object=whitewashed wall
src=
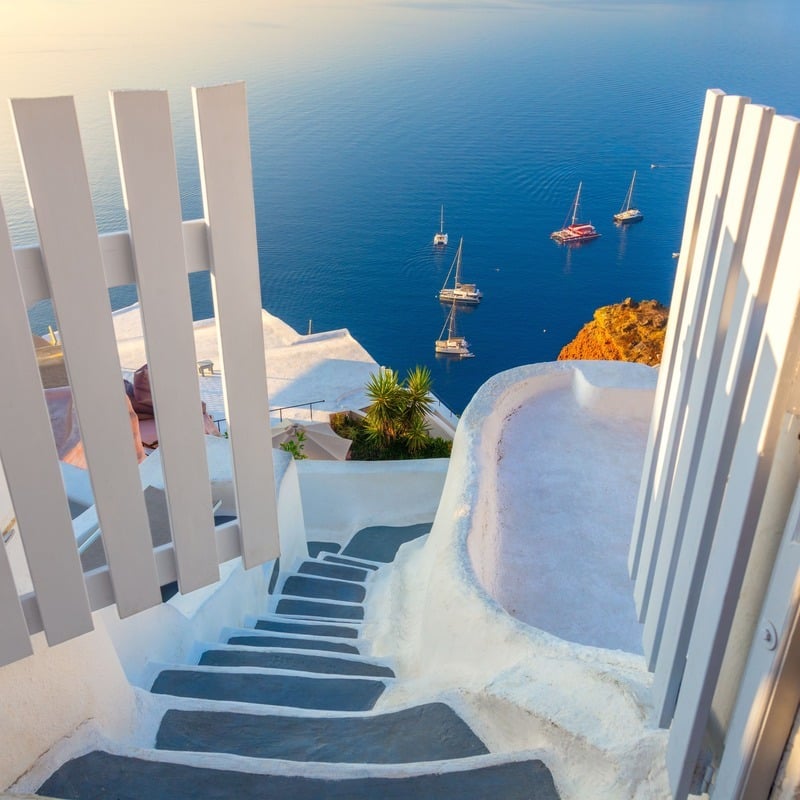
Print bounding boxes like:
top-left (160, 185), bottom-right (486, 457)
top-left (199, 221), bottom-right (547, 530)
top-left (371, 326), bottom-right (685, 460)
top-left (630, 89), bottom-right (800, 798)
top-left (0, 83), bottom-right (280, 668)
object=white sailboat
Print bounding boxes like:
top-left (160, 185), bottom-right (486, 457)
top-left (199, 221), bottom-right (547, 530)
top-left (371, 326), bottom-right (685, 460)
top-left (613, 171), bottom-right (644, 224)
top-left (435, 297), bottom-right (473, 357)
top-left (438, 237), bottom-right (482, 305)
top-left (433, 205), bottom-right (448, 245)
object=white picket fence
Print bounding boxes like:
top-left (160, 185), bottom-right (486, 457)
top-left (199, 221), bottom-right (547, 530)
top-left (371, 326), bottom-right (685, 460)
top-left (631, 89), bottom-right (800, 797)
top-left (0, 84), bottom-right (279, 668)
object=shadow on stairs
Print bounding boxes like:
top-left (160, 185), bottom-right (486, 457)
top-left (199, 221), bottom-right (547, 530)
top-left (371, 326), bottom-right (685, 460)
top-left (36, 523), bottom-right (561, 800)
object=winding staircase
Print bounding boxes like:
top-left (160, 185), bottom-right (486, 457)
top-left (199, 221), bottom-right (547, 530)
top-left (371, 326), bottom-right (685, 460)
top-left (37, 525), bottom-right (559, 799)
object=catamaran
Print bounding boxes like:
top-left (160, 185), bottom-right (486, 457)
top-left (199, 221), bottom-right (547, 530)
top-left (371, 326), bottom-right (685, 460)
top-left (435, 297), bottom-right (474, 357)
top-left (613, 171), bottom-right (644, 224)
top-left (438, 237), bottom-right (482, 305)
top-left (433, 205), bottom-right (448, 245)
top-left (550, 182), bottom-right (600, 244)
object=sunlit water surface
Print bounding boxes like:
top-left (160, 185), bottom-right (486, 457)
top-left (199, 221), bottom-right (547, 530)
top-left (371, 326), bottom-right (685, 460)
top-left (1, 0), bottom-right (798, 411)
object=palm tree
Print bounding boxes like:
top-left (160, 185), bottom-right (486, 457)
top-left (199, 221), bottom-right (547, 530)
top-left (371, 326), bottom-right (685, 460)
top-left (403, 366), bottom-right (434, 434)
top-left (364, 367), bottom-right (405, 447)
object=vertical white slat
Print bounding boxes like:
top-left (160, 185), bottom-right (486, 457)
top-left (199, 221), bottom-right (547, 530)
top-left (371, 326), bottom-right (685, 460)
top-left (653, 106), bottom-right (794, 724)
top-left (642, 103), bottom-right (774, 669)
top-left (0, 195), bottom-right (92, 652)
top-left (192, 82), bottom-right (279, 568)
top-left (111, 89), bottom-right (219, 593)
top-left (715, 471), bottom-right (800, 798)
top-left (11, 96), bottom-right (161, 616)
top-left (0, 542), bottom-right (32, 667)
top-left (666, 114), bottom-right (800, 799)
top-left (629, 89), bottom-right (726, 582)
top-left (633, 94), bottom-right (748, 631)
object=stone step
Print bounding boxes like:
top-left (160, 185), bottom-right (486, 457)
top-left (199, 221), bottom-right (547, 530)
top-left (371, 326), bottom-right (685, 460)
top-left (198, 648), bottom-right (394, 678)
top-left (281, 574), bottom-right (366, 604)
top-left (38, 751), bottom-right (560, 800)
top-left (340, 523), bottom-right (432, 563)
top-left (155, 702), bottom-right (486, 763)
top-left (298, 560), bottom-right (369, 583)
top-left (307, 541), bottom-right (341, 558)
top-left (321, 554), bottom-right (381, 570)
top-left (274, 597), bottom-right (365, 621)
top-left (223, 631), bottom-right (360, 655)
top-left (150, 668), bottom-right (386, 711)
top-left (252, 617), bottom-right (360, 639)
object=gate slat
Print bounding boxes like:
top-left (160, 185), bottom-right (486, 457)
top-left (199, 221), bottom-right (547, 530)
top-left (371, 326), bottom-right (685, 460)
top-left (633, 94), bottom-right (747, 633)
top-left (192, 82), bottom-right (279, 567)
top-left (11, 96), bottom-right (161, 617)
top-left (642, 102), bottom-right (774, 671)
top-left (111, 89), bottom-right (219, 593)
top-left (0, 197), bottom-right (92, 650)
top-left (665, 114), bottom-right (800, 798)
top-left (629, 90), bottom-right (725, 583)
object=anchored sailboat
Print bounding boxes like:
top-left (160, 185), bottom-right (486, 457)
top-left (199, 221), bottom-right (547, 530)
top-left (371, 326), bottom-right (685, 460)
top-left (613, 171), bottom-right (644, 224)
top-left (550, 182), bottom-right (600, 244)
top-left (433, 205), bottom-right (448, 245)
top-left (438, 237), bottom-right (482, 305)
top-left (435, 297), bottom-right (474, 357)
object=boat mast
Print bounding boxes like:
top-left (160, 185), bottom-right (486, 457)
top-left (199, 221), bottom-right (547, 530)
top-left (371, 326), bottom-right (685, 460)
top-left (624, 171), bottom-right (636, 211)
top-left (454, 238), bottom-right (463, 286)
top-left (448, 298), bottom-right (457, 339)
top-left (572, 182), bottom-right (582, 226)
top-left (440, 205), bottom-right (445, 234)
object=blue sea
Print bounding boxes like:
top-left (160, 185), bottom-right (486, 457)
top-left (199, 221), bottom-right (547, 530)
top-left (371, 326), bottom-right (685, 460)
top-left (1, 0), bottom-right (798, 413)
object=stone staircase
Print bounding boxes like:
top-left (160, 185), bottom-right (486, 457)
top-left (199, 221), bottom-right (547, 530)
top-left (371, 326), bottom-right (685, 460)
top-left (37, 526), bottom-right (560, 799)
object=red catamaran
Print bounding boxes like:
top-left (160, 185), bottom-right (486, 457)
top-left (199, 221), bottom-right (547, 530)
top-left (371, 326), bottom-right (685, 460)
top-left (550, 182), bottom-right (600, 244)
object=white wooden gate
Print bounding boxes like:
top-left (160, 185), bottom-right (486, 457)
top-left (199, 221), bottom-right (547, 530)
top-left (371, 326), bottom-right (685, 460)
top-left (0, 83), bottom-right (279, 668)
top-left (630, 89), bottom-right (800, 797)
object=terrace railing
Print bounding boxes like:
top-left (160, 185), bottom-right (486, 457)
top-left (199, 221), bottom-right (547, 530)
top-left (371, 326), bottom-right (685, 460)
top-left (0, 84), bottom-right (279, 668)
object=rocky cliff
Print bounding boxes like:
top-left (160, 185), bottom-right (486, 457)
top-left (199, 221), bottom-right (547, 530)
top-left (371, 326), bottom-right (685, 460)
top-left (558, 298), bottom-right (668, 366)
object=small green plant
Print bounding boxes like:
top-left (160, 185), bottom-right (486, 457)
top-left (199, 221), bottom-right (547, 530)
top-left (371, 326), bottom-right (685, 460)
top-left (279, 428), bottom-right (308, 459)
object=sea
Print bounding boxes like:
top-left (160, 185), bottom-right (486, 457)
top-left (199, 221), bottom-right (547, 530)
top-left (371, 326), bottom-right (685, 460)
top-left (1, 0), bottom-right (798, 413)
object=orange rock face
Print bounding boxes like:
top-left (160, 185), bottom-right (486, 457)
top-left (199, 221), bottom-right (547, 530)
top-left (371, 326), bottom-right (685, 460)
top-left (558, 298), bottom-right (668, 367)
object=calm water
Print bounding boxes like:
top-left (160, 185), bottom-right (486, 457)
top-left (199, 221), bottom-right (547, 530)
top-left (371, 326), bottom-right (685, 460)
top-left (1, 0), bottom-right (799, 412)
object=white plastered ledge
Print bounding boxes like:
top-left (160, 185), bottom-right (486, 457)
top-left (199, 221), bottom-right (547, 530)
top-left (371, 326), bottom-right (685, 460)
top-left (366, 360), bottom-right (671, 800)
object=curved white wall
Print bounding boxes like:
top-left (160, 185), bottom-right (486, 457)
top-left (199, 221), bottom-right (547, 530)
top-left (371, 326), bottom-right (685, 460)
top-left (297, 458), bottom-right (448, 546)
top-left (368, 361), bottom-right (669, 800)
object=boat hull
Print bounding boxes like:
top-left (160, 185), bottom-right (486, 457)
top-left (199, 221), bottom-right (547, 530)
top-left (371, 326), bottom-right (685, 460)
top-left (438, 289), bottom-right (482, 305)
top-left (435, 337), bottom-right (473, 357)
top-left (613, 209), bottom-right (644, 224)
top-left (550, 224), bottom-right (601, 244)
top-left (433, 233), bottom-right (448, 245)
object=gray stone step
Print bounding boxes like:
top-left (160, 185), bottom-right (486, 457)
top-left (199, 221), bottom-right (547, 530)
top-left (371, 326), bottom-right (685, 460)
top-left (225, 633), bottom-right (360, 655)
top-left (38, 751), bottom-right (560, 799)
top-left (282, 575), bottom-right (366, 604)
top-left (307, 540), bottom-right (341, 558)
top-left (341, 523), bottom-right (432, 563)
top-left (275, 597), bottom-right (364, 621)
top-left (322, 554), bottom-right (381, 570)
top-left (298, 560), bottom-right (369, 583)
top-left (198, 648), bottom-right (394, 678)
top-left (155, 702), bottom-right (486, 763)
top-left (150, 669), bottom-right (386, 711)
top-left (253, 618), bottom-right (360, 639)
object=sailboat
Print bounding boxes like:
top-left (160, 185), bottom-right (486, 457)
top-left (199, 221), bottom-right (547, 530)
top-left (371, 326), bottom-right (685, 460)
top-left (550, 182), bottom-right (600, 244)
top-left (435, 297), bottom-right (474, 357)
top-left (613, 171), bottom-right (644, 224)
top-left (438, 237), bottom-right (482, 304)
top-left (433, 205), bottom-right (448, 245)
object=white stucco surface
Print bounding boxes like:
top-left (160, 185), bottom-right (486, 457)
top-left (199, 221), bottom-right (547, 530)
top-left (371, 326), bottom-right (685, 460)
top-left (366, 361), bottom-right (670, 799)
top-left (111, 302), bottom-right (380, 421)
top-left (491, 365), bottom-right (652, 652)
